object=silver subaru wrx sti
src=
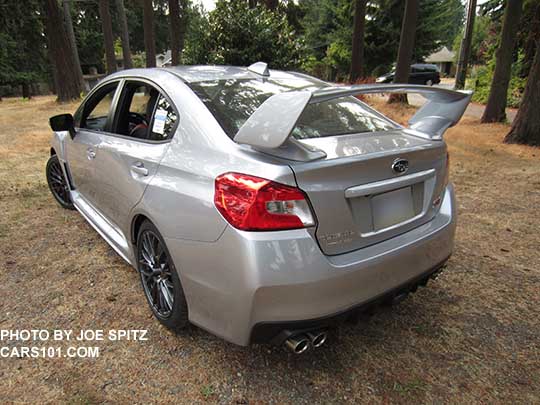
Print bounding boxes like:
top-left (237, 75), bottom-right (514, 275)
top-left (47, 63), bottom-right (471, 353)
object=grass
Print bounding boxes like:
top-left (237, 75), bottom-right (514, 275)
top-left (0, 95), bottom-right (539, 404)
top-left (200, 384), bottom-right (216, 399)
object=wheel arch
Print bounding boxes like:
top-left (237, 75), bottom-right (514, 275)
top-left (131, 213), bottom-right (150, 245)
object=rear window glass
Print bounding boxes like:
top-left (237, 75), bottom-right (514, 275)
top-left (188, 78), bottom-right (396, 140)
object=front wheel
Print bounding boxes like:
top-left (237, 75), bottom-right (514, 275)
top-left (137, 220), bottom-right (189, 332)
top-left (46, 155), bottom-right (74, 210)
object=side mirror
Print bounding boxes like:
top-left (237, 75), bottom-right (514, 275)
top-left (49, 113), bottom-right (76, 139)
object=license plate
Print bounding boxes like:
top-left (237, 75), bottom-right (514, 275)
top-left (371, 187), bottom-right (415, 230)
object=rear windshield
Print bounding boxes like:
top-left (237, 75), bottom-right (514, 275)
top-left (188, 78), bottom-right (396, 140)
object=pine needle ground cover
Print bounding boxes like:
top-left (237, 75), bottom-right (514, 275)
top-left (0, 96), bottom-right (538, 403)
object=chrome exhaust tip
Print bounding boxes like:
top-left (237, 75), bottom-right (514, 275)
top-left (285, 335), bottom-right (311, 354)
top-left (307, 331), bottom-right (327, 348)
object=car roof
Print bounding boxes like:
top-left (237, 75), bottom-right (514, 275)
top-left (163, 65), bottom-right (317, 83)
top-left (104, 65), bottom-right (315, 84)
top-left (412, 63), bottom-right (437, 68)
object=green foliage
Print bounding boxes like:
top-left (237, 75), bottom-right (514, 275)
top-left (0, 0), bottom-right (46, 89)
top-left (468, 52), bottom-right (527, 108)
top-left (182, 4), bottom-right (212, 65)
top-left (300, 55), bottom-right (329, 79)
top-left (72, 1), bottom-right (105, 72)
top-left (132, 52), bottom-right (147, 68)
top-left (195, 1), bottom-right (304, 68)
top-left (0, 33), bottom-right (18, 85)
top-left (114, 39), bottom-right (123, 57)
top-left (70, 0), bottom-right (172, 73)
top-left (458, 0), bottom-right (539, 107)
top-left (300, 0), bottom-right (465, 80)
top-left (452, 15), bottom-right (496, 66)
top-left (121, 0), bottom-right (171, 54)
top-left (324, 41), bottom-right (352, 81)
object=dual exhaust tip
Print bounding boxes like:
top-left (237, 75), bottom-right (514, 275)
top-left (285, 331), bottom-right (327, 354)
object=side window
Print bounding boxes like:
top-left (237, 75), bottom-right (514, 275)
top-left (113, 81), bottom-right (178, 141)
top-left (148, 95), bottom-right (178, 141)
top-left (115, 83), bottom-right (156, 138)
top-left (80, 83), bottom-right (118, 131)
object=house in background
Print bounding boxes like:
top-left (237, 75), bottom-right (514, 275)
top-left (425, 46), bottom-right (456, 77)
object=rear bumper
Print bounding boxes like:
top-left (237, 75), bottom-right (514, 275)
top-left (165, 184), bottom-right (457, 346)
top-left (250, 256), bottom-right (449, 344)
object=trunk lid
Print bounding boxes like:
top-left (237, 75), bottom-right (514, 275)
top-left (290, 129), bottom-right (448, 255)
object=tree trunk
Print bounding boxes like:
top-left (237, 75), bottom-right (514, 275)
top-left (349, 0), bottom-right (367, 83)
top-left (115, 0), bottom-right (133, 69)
top-left (481, 0), bottom-right (523, 123)
top-left (22, 83), bottom-right (31, 99)
top-left (504, 39), bottom-right (540, 146)
top-left (178, 0), bottom-right (187, 60)
top-left (248, 0), bottom-right (257, 8)
top-left (62, 0), bottom-right (86, 91)
top-left (31, 83), bottom-right (40, 96)
top-left (43, 0), bottom-right (84, 102)
top-left (143, 0), bottom-right (157, 68)
top-left (99, 0), bottom-right (117, 74)
top-left (168, 0), bottom-right (181, 65)
top-left (45, 27), bottom-right (59, 95)
top-left (455, 0), bottom-right (477, 89)
top-left (520, 2), bottom-right (540, 77)
top-left (264, 0), bottom-right (278, 10)
top-left (388, 0), bottom-right (419, 104)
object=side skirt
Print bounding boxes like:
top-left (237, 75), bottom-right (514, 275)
top-left (71, 191), bottom-right (135, 267)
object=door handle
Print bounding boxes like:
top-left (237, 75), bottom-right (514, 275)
top-left (87, 148), bottom-right (96, 160)
top-left (131, 162), bottom-right (149, 176)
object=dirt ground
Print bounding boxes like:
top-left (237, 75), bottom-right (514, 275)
top-left (0, 96), bottom-right (539, 404)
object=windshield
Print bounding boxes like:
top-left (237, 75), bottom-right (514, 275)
top-left (188, 78), bottom-right (396, 140)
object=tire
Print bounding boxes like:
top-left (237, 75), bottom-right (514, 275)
top-left (136, 220), bottom-right (189, 332)
top-left (46, 155), bottom-right (75, 210)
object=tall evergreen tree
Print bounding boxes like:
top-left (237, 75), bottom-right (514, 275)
top-left (389, 0), bottom-right (419, 103)
top-left (99, 0), bottom-right (117, 74)
top-left (168, 0), bottom-right (187, 65)
top-left (504, 38), bottom-right (540, 146)
top-left (455, 0), bottom-right (477, 89)
top-left (301, 0), bottom-right (464, 79)
top-left (116, 0), bottom-right (133, 69)
top-left (481, 0), bottom-right (523, 122)
top-left (43, 0), bottom-right (84, 101)
top-left (143, 0), bottom-right (157, 67)
top-left (349, 0), bottom-right (367, 82)
top-left (62, 0), bottom-right (85, 90)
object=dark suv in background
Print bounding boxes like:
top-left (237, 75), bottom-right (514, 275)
top-left (376, 64), bottom-right (441, 85)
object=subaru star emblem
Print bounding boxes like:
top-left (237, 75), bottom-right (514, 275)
top-left (392, 158), bottom-right (409, 174)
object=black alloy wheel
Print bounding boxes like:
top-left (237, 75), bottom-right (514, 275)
top-left (46, 155), bottom-right (74, 210)
top-left (137, 220), bottom-right (189, 330)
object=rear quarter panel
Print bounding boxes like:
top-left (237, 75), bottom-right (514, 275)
top-left (133, 72), bottom-right (298, 243)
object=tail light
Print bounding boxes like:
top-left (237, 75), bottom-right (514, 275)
top-left (214, 172), bottom-right (315, 231)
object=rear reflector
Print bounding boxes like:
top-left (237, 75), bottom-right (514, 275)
top-left (444, 151), bottom-right (450, 186)
top-left (214, 172), bottom-right (315, 231)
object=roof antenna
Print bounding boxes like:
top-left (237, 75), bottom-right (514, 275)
top-left (247, 62), bottom-right (270, 77)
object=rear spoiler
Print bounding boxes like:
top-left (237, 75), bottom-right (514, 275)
top-left (234, 84), bottom-right (472, 149)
